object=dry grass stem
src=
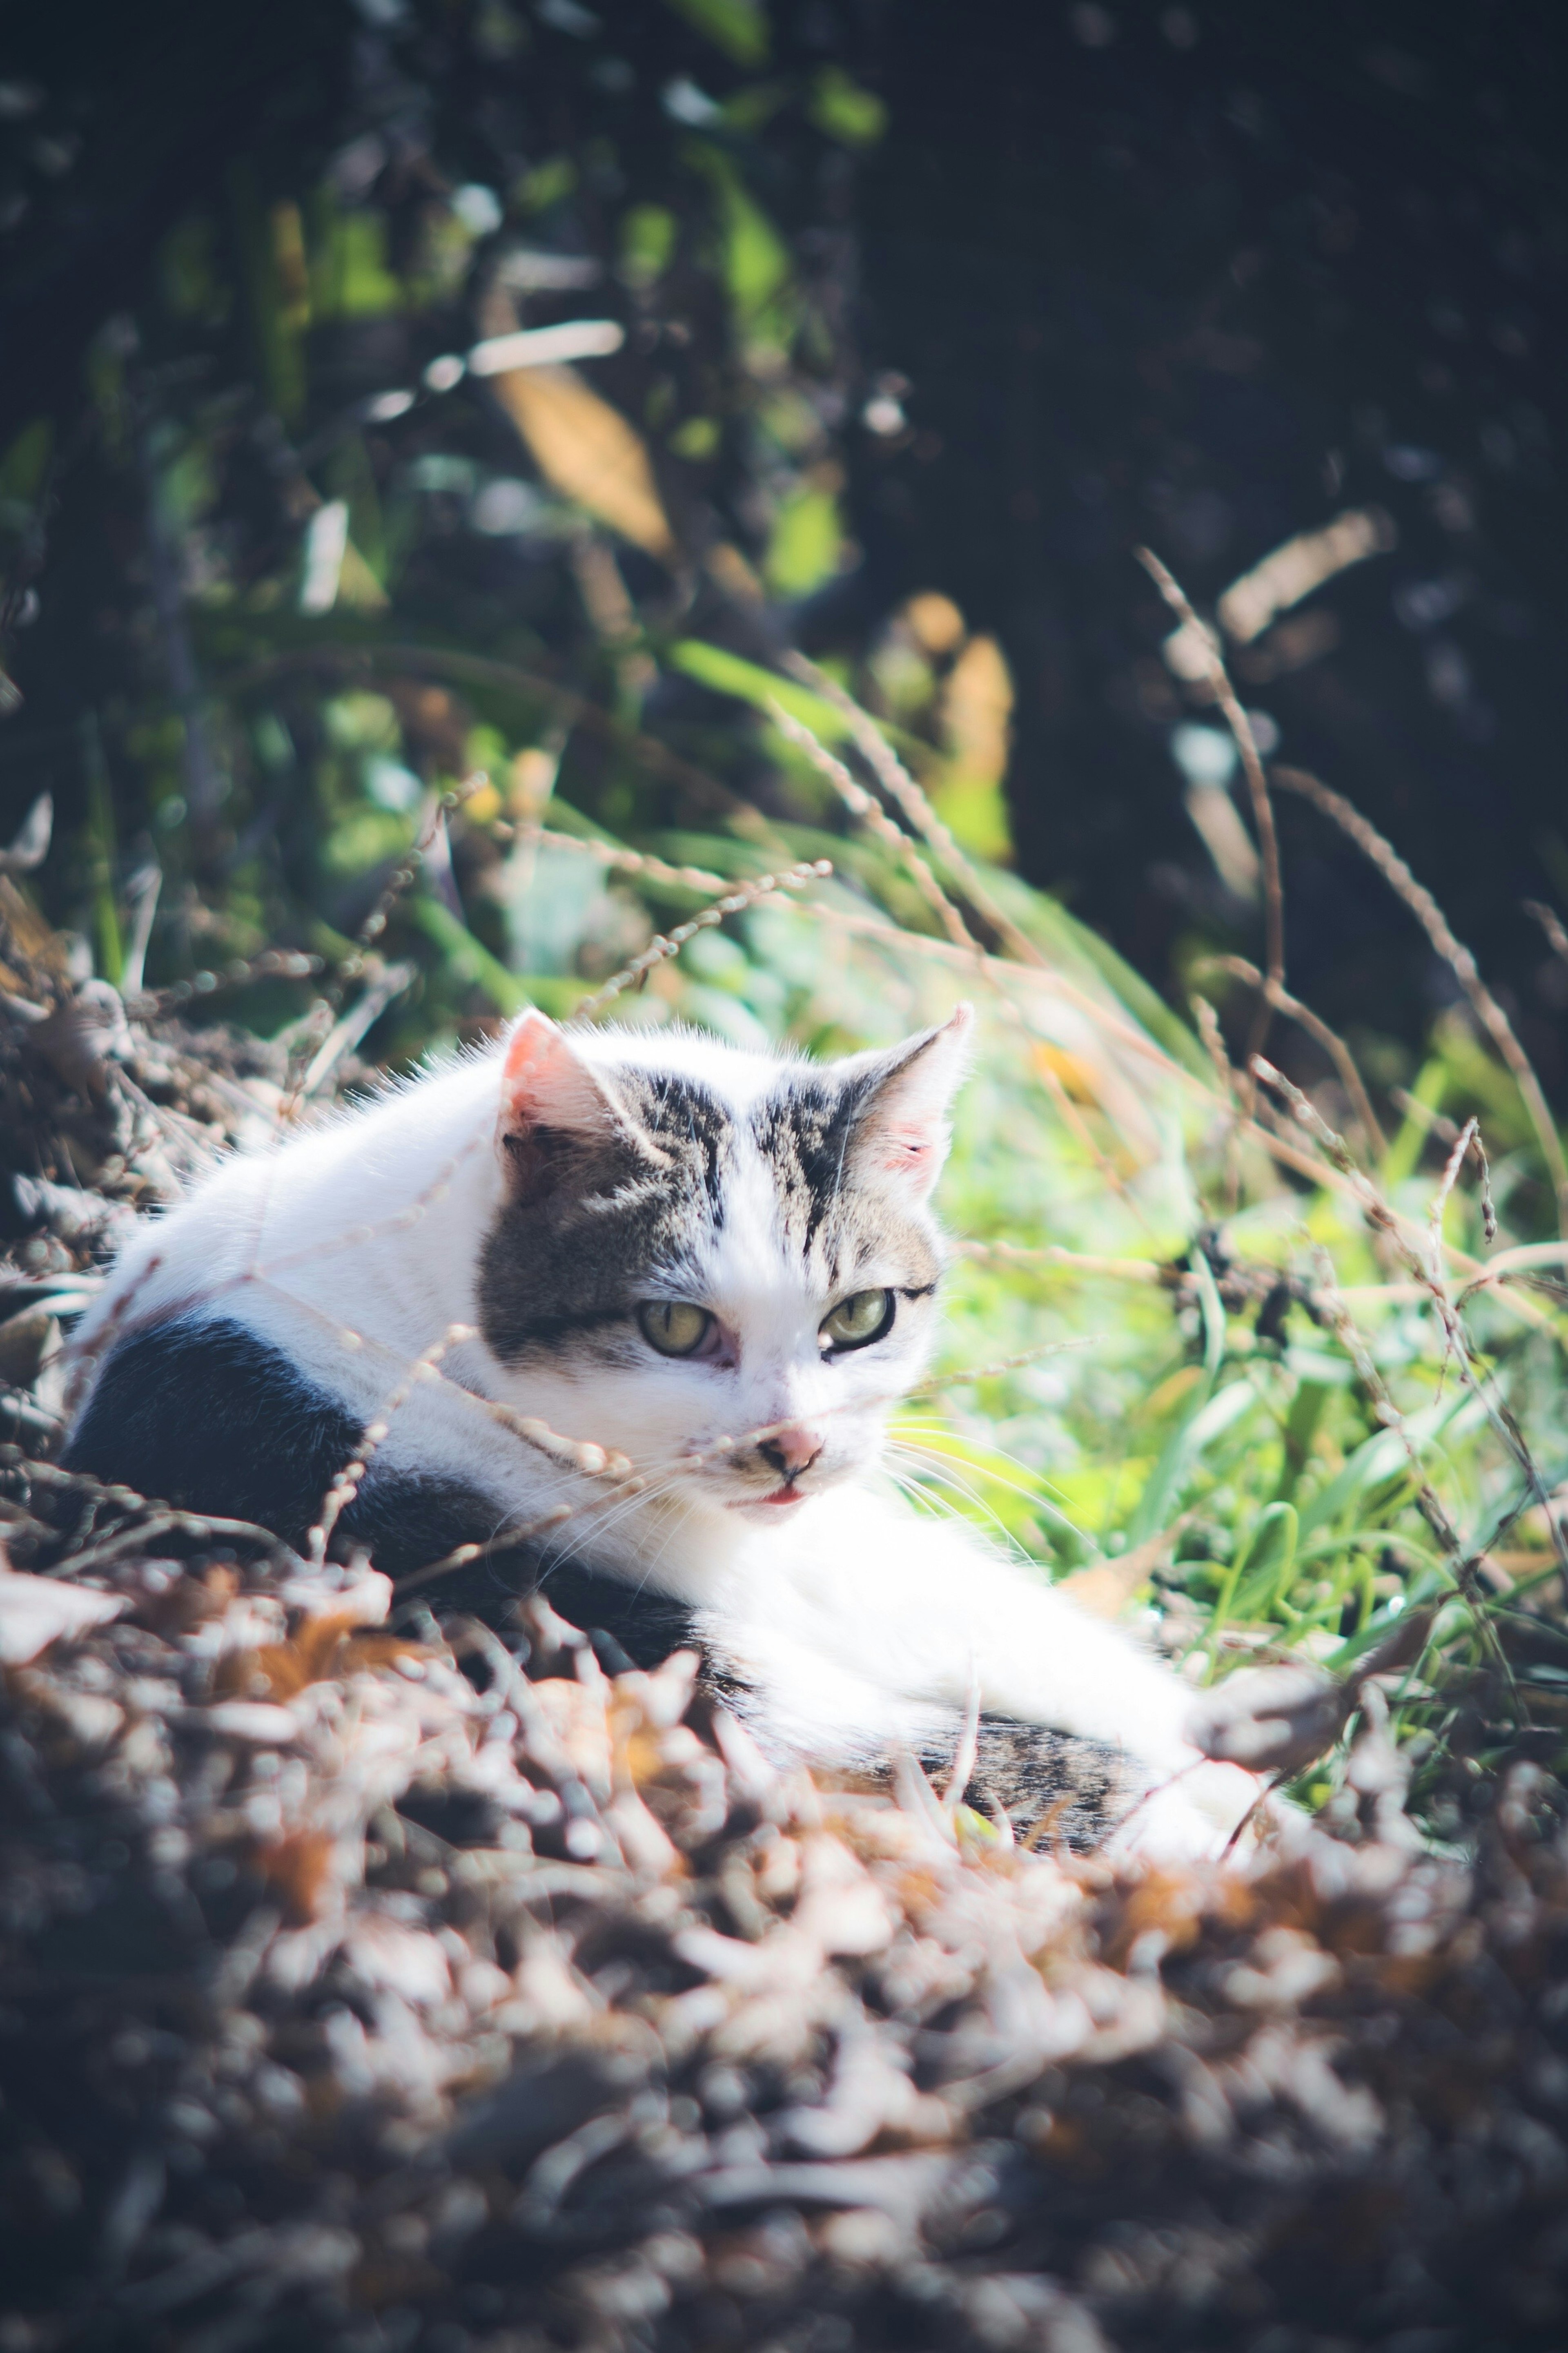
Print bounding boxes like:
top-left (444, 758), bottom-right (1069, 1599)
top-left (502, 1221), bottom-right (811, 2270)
top-left (782, 648), bottom-right (1051, 970)
top-left (952, 1240), bottom-right (1166, 1282)
top-left (535, 828), bottom-right (728, 894)
top-left (1525, 899), bottom-right (1568, 967)
top-left (1200, 954), bottom-right (1385, 1153)
top-left (1254, 1055), bottom-right (1568, 1592)
top-left (1275, 764), bottom-right (1568, 1232)
top-left (574, 858), bottom-right (833, 1018)
top-left (1136, 547), bottom-right (1285, 1076)
top-left (766, 699), bottom-right (977, 950)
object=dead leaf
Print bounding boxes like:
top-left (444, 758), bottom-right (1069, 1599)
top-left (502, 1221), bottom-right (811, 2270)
top-left (216, 1610), bottom-right (416, 1701)
top-left (490, 364), bottom-right (676, 563)
top-left (1060, 1519), bottom-right (1190, 1620)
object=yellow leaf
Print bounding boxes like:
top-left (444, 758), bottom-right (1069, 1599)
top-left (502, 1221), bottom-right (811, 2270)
top-left (1031, 1040), bottom-right (1101, 1106)
top-left (933, 631), bottom-right (1014, 861)
top-left (489, 364), bottom-right (676, 563)
top-left (941, 633), bottom-right (1013, 785)
top-left (336, 537), bottom-right (389, 611)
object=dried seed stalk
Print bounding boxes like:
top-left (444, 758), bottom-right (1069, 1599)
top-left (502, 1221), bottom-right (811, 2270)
top-left (1276, 764), bottom-right (1568, 1233)
top-left (574, 859), bottom-right (833, 1019)
top-left (1137, 546), bottom-right (1285, 1077)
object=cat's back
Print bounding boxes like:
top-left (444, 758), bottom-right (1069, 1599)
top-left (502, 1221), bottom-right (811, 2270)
top-left (78, 1046), bottom-right (506, 1343)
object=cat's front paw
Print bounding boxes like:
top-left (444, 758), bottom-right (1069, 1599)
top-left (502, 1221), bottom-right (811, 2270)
top-left (1105, 1758), bottom-right (1270, 1867)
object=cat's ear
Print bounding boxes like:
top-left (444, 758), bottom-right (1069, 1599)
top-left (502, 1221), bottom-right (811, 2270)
top-left (840, 1002), bottom-right (973, 1200)
top-left (496, 1011), bottom-right (627, 1179)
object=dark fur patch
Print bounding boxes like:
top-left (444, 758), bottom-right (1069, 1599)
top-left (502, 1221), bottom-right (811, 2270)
top-left (480, 1072), bottom-right (735, 1363)
top-left (921, 1715), bottom-right (1140, 1853)
top-left (64, 1322), bottom-right (706, 1673)
top-left (64, 1318), bottom-right (368, 1553)
top-left (532, 1561), bottom-right (699, 1671)
top-left (751, 1075), bottom-right (940, 1294)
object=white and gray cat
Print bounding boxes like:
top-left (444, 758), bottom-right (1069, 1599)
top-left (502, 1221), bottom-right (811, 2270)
top-left (65, 1005), bottom-right (1261, 1859)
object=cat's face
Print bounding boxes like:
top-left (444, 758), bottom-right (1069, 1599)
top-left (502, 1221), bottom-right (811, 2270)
top-left (479, 1007), bottom-right (971, 1522)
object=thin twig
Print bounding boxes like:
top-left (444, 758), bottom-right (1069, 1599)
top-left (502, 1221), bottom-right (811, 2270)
top-left (1524, 900), bottom-right (1568, 968)
top-left (1429, 1119), bottom-right (1479, 1282)
top-left (307, 1320), bottom-right (479, 1562)
top-left (1276, 764), bottom-right (1568, 1233)
top-left (392, 1504), bottom-right (574, 1597)
top-left (1200, 954), bottom-right (1385, 1153)
top-left (299, 961), bottom-right (416, 1100)
top-left (781, 650), bottom-right (1050, 969)
top-left (534, 829), bottom-right (728, 894)
top-left (766, 700), bottom-right (976, 950)
top-left (1136, 547), bottom-right (1285, 1078)
top-left (952, 1241), bottom-right (1165, 1282)
top-left (943, 1666), bottom-right (982, 1813)
top-left (573, 859), bottom-right (832, 1019)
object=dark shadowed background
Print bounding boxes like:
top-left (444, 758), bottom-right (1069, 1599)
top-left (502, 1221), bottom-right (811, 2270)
top-left (2, 0), bottom-right (1564, 1097)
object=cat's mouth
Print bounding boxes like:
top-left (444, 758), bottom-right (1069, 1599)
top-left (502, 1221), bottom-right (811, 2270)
top-left (726, 1483), bottom-right (809, 1511)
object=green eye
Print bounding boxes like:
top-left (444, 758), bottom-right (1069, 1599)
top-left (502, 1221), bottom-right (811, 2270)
top-left (637, 1300), bottom-right (714, 1358)
top-left (820, 1288), bottom-right (895, 1351)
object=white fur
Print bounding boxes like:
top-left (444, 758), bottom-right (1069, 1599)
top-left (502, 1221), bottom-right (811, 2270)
top-left (71, 1017), bottom-right (1261, 1862)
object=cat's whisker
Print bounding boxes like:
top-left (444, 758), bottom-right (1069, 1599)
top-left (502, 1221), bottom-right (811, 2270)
top-left (884, 1437), bottom-right (1092, 1550)
top-left (881, 1452), bottom-right (1026, 1557)
top-left (887, 1418), bottom-right (1085, 1505)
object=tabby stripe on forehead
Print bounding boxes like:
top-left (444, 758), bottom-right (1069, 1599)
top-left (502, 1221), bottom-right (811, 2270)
top-left (752, 1077), bottom-right (856, 1251)
top-left (634, 1070), bottom-right (732, 1218)
top-left (751, 1078), bottom-right (942, 1292)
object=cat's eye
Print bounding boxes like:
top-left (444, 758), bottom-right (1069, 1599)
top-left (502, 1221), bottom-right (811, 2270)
top-left (637, 1300), bottom-right (714, 1358)
top-left (820, 1288), bottom-right (895, 1352)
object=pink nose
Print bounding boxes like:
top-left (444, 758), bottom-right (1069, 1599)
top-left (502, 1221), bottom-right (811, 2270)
top-left (759, 1424), bottom-right (824, 1482)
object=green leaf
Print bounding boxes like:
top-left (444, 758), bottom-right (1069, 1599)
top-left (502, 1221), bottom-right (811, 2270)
top-left (619, 203), bottom-right (677, 290)
top-left (1295, 1390), bottom-right (1483, 1541)
top-left (764, 482), bottom-right (842, 597)
top-left (1229, 1501), bottom-right (1300, 1620)
top-left (1128, 1378), bottom-right (1256, 1549)
top-left (684, 142), bottom-right (792, 325)
top-left (410, 896), bottom-right (529, 1014)
top-left (1381, 1054), bottom-right (1447, 1188)
top-left (0, 419), bottom-right (53, 508)
top-left (669, 640), bottom-right (853, 738)
top-left (664, 0), bottom-right (770, 68)
top-left (808, 65), bottom-right (887, 147)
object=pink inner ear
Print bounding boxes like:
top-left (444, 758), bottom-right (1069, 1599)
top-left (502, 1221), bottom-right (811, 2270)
top-left (499, 1010), bottom-right (609, 1137)
top-left (877, 1123), bottom-right (936, 1171)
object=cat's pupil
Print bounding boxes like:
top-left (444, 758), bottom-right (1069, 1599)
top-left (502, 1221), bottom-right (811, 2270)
top-left (821, 1288), bottom-right (895, 1350)
top-left (637, 1300), bottom-right (713, 1357)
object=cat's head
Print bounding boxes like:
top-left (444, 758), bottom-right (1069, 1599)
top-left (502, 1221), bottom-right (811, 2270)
top-left (479, 1006), bottom-right (972, 1520)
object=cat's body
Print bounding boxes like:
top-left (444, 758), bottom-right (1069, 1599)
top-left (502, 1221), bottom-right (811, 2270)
top-left (65, 1008), bottom-right (1261, 1860)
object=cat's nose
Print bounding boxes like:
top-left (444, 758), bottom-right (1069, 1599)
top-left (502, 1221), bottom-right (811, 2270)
top-left (759, 1425), bottom-right (824, 1482)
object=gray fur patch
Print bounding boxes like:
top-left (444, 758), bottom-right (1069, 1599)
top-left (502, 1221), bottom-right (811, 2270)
top-left (750, 1074), bottom-right (940, 1294)
top-left (928, 1716), bottom-right (1141, 1852)
top-left (480, 1069), bottom-right (736, 1363)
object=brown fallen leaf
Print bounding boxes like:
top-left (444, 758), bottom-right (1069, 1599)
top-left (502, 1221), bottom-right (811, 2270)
top-left (490, 364), bottom-right (677, 564)
top-left (1059, 1518), bottom-right (1192, 1620)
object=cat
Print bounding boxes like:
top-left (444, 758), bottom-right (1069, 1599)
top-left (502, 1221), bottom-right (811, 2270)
top-left (63, 1004), bottom-right (1262, 1860)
